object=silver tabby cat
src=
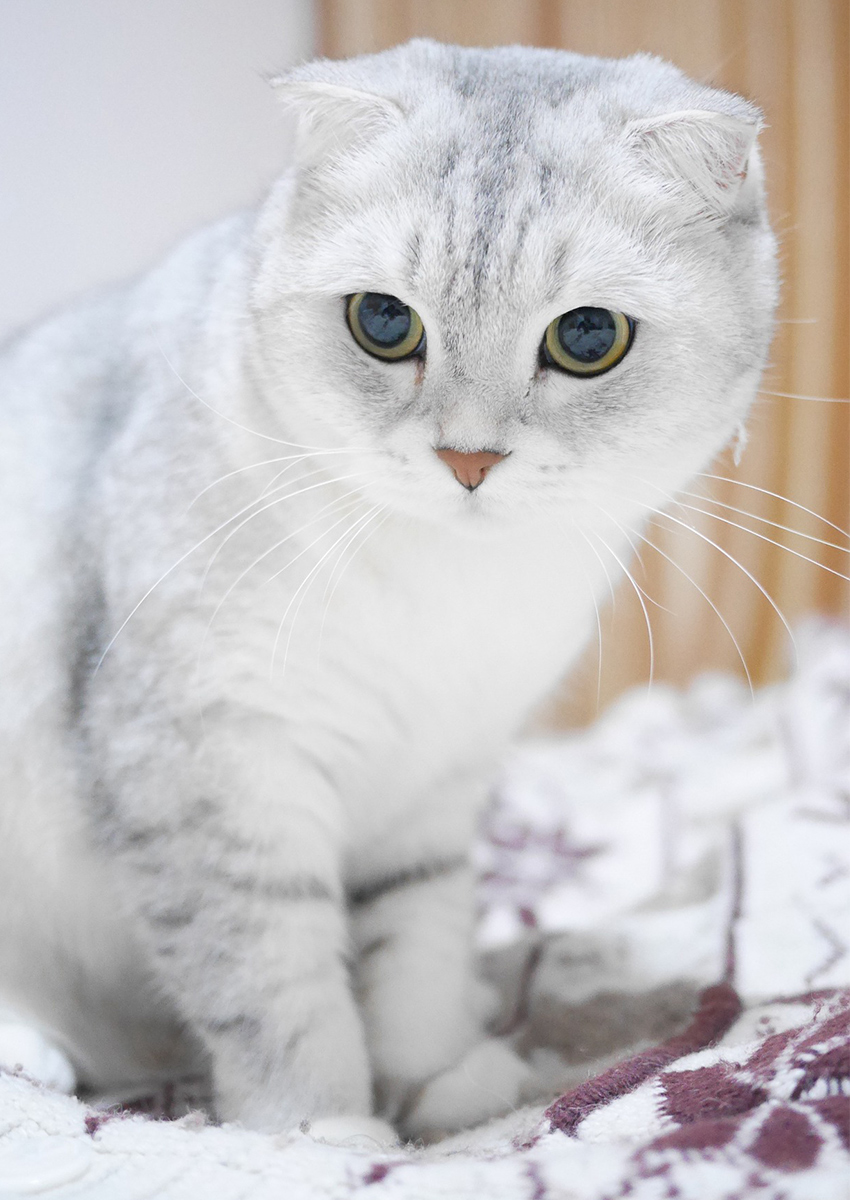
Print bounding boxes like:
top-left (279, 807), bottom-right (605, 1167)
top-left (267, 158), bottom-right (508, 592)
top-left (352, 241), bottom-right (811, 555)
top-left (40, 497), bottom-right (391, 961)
top-left (0, 40), bottom-right (777, 1141)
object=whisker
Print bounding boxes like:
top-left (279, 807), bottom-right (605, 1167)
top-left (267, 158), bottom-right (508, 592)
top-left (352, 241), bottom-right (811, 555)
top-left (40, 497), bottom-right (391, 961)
top-left (257, 457), bottom-right (313, 498)
top-left (594, 506), bottom-right (673, 614)
top-left (632, 474), bottom-right (798, 657)
top-left (186, 447), bottom-right (362, 513)
top-left (587, 527), bottom-right (655, 689)
top-left (577, 525), bottom-right (618, 612)
top-left (672, 499), bottom-right (850, 583)
top-left (95, 477), bottom-right (353, 672)
top-left (655, 508), bottom-right (797, 661)
top-left (319, 507), bottom-right (384, 612)
top-left (200, 472), bottom-right (365, 593)
top-left (758, 388), bottom-right (848, 404)
top-left (633, 520), bottom-right (754, 698)
top-left (271, 506), bottom-right (383, 683)
top-left (317, 508), bottom-right (390, 656)
top-left (677, 489), bottom-right (849, 555)
top-left (196, 495), bottom-right (366, 679)
top-left (696, 473), bottom-right (850, 541)
top-left (255, 452), bottom-right (360, 501)
top-left (571, 524), bottom-right (605, 711)
top-left (152, 328), bottom-right (373, 449)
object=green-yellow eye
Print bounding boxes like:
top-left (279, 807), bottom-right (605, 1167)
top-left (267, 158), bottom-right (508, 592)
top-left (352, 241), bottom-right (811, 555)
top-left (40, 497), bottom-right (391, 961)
top-left (346, 292), bottom-right (425, 361)
top-left (542, 307), bottom-right (634, 376)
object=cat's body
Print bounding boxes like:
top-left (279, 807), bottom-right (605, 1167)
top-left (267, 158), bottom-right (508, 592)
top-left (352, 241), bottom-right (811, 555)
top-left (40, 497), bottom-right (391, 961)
top-left (0, 41), bottom-right (777, 1138)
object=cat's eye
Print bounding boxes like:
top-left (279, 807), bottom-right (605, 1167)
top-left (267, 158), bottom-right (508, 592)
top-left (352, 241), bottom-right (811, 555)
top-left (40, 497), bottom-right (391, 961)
top-left (542, 307), bottom-right (634, 376)
top-left (346, 292), bottom-right (425, 361)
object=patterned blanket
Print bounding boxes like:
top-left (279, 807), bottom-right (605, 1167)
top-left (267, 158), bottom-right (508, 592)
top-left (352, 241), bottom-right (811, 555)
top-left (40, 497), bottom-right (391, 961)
top-left (0, 623), bottom-right (847, 1198)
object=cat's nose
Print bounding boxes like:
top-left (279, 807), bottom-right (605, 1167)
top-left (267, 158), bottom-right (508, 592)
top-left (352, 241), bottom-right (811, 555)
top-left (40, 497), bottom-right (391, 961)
top-left (435, 448), bottom-right (507, 491)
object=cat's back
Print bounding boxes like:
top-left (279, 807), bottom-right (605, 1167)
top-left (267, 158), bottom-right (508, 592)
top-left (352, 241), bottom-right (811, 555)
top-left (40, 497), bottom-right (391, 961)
top-left (0, 217), bottom-right (253, 1082)
top-left (0, 214), bottom-right (251, 693)
top-left (0, 214), bottom-right (240, 528)
top-left (0, 290), bottom-right (131, 716)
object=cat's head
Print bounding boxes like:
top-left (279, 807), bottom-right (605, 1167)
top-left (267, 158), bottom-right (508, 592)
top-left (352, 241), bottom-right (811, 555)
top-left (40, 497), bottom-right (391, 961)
top-left (252, 40), bottom-right (777, 531)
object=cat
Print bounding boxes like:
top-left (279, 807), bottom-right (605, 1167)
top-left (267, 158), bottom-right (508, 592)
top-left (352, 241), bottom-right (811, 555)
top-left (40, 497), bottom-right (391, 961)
top-left (0, 39), bottom-right (777, 1142)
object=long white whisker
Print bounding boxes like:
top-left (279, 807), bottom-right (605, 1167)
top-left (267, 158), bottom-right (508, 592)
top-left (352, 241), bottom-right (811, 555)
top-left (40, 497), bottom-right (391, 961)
top-left (319, 507), bottom-right (384, 612)
top-left (577, 525), bottom-right (618, 611)
top-left (633, 475), bottom-right (798, 657)
top-left (656, 508), bottom-right (797, 660)
top-left (152, 328), bottom-right (373, 449)
top-left (758, 388), bottom-right (848, 404)
top-left (200, 472), bottom-right (365, 592)
top-left (271, 506), bottom-right (382, 683)
top-left (697, 473), bottom-right (850, 540)
top-left (96, 477), bottom-right (349, 672)
top-left (196, 495), bottom-right (366, 680)
top-left (317, 508), bottom-right (390, 657)
top-left (572, 526), bottom-right (605, 710)
top-left (634, 519), bottom-right (754, 698)
top-left (588, 527), bottom-right (655, 689)
top-left (186, 447), bottom-right (362, 513)
top-left (678, 489), bottom-right (849, 555)
top-left (673, 499), bottom-right (850, 583)
top-left (257, 457), bottom-right (313, 498)
top-left (256, 452), bottom-right (357, 501)
top-left (594, 506), bottom-right (673, 614)
top-left (206, 495), bottom-right (363, 620)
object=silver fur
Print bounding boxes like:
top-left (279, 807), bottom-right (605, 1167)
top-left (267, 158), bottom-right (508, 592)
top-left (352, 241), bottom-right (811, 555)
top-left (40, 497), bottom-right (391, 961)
top-left (0, 40), bottom-right (777, 1139)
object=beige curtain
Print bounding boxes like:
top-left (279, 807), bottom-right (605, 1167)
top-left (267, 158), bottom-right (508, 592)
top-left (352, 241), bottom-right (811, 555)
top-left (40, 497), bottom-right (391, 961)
top-left (318, 0), bottom-right (849, 725)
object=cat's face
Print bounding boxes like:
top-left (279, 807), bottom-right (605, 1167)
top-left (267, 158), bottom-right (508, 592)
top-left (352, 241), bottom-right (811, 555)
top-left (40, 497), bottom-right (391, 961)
top-left (254, 42), bottom-right (777, 532)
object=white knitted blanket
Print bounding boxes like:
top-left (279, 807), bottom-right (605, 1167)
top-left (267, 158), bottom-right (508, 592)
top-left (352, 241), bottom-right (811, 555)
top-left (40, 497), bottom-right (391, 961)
top-left (1, 623), bottom-right (847, 1199)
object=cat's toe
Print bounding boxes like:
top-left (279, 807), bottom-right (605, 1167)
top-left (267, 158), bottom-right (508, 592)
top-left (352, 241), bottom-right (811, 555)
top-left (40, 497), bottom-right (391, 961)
top-left (0, 1022), bottom-right (76, 1093)
top-left (401, 1039), bottom-right (532, 1142)
top-left (304, 1114), bottom-right (399, 1149)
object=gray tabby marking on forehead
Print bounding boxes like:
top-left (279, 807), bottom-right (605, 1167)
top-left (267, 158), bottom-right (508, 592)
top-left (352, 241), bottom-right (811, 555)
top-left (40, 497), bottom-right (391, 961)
top-left (277, 39), bottom-right (763, 345)
top-left (277, 39), bottom-right (762, 128)
top-left (405, 232), bottom-right (423, 287)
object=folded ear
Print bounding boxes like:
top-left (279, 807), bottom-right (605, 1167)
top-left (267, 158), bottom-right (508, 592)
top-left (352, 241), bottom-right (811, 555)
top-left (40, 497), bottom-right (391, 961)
top-left (625, 109), bottom-right (760, 214)
top-left (272, 74), bottom-right (403, 170)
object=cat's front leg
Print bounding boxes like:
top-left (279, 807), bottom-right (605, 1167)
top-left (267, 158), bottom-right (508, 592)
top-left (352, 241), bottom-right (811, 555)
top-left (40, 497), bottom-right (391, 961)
top-left (351, 856), bottom-right (531, 1140)
top-left (102, 709), bottom-right (372, 1134)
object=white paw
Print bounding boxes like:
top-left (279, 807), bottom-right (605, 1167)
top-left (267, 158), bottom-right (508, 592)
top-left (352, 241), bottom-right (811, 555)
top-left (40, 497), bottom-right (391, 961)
top-left (305, 1115), bottom-right (399, 1149)
top-left (403, 1039), bottom-right (532, 1141)
top-left (0, 1022), bottom-right (76, 1093)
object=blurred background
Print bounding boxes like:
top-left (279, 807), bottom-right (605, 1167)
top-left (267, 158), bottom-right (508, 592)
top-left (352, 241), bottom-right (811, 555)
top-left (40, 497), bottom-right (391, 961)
top-left (2, 0), bottom-right (847, 725)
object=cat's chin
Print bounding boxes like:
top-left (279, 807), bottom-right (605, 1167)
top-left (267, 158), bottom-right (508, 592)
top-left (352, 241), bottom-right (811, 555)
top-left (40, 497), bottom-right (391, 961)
top-left (382, 493), bottom-right (548, 541)
top-left (359, 475), bottom-right (557, 536)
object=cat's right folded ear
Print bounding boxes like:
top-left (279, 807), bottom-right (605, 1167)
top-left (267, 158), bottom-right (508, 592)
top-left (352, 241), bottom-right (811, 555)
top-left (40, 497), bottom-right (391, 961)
top-left (270, 64), bottom-right (403, 171)
top-left (624, 108), bottom-right (764, 217)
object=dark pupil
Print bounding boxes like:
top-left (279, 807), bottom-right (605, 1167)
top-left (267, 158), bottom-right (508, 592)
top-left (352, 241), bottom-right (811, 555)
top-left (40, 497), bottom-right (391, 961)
top-left (358, 294), bottom-right (411, 347)
top-left (557, 307), bottom-right (617, 363)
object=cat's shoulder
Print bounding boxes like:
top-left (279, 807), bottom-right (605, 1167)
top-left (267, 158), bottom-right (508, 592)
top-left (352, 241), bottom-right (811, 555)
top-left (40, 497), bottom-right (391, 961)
top-left (0, 211), bottom-right (253, 382)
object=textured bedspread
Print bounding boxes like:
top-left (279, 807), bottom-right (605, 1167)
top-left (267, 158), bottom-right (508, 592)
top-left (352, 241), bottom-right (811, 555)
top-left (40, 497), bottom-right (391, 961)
top-left (1, 624), bottom-right (847, 1198)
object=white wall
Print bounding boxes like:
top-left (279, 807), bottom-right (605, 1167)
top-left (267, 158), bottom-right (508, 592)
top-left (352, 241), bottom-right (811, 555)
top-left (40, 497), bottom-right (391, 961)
top-left (0, 0), bottom-right (315, 339)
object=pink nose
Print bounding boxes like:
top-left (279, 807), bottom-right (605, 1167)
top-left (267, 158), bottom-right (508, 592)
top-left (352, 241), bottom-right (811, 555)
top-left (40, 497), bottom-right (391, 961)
top-left (435, 448), bottom-right (507, 491)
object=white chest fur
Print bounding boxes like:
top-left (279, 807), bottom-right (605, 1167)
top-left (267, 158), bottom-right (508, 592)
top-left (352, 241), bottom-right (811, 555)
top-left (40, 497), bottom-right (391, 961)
top-left (194, 507), bottom-right (607, 855)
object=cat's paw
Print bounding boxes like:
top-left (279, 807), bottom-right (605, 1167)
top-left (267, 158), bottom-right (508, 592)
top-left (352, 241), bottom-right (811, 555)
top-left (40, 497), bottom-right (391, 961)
top-left (303, 1115), bottom-right (399, 1149)
top-left (0, 1022), bottom-right (76, 1093)
top-left (400, 1039), bottom-right (532, 1142)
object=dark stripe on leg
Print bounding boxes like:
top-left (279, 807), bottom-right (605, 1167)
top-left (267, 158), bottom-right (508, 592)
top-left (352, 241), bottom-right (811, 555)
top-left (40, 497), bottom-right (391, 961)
top-left (349, 856), bottom-right (467, 907)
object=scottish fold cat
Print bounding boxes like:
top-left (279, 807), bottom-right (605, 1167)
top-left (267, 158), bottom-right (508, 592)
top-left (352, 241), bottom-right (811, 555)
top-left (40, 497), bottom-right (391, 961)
top-left (0, 40), bottom-right (777, 1141)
